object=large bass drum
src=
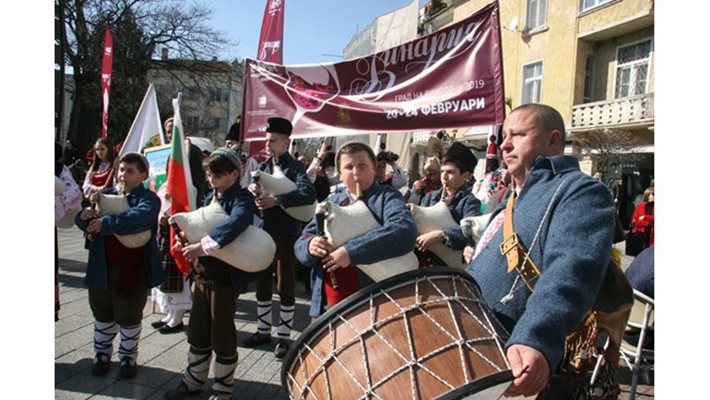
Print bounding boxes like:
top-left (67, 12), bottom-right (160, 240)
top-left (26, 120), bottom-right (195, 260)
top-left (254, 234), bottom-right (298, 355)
top-left (282, 267), bottom-right (526, 399)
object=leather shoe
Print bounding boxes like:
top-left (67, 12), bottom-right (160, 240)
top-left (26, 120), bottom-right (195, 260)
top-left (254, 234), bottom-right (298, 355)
top-left (151, 320), bottom-right (167, 329)
top-left (164, 381), bottom-right (201, 400)
top-left (274, 339), bottom-right (290, 359)
top-left (159, 322), bottom-right (185, 334)
top-left (242, 332), bottom-right (271, 348)
top-left (91, 353), bottom-right (111, 376)
top-left (119, 358), bottom-right (137, 379)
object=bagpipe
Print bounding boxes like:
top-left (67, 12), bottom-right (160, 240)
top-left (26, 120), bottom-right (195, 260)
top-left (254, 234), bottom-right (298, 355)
top-left (168, 198), bottom-right (276, 273)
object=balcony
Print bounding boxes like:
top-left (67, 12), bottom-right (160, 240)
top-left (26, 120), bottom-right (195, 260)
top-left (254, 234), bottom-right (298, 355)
top-left (571, 93), bottom-right (654, 132)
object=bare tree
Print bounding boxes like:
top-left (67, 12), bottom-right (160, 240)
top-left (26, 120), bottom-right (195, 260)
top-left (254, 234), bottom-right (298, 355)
top-left (58, 0), bottom-right (231, 153)
top-left (575, 128), bottom-right (643, 180)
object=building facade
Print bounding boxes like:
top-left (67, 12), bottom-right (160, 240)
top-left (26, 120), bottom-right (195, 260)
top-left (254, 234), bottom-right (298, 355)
top-left (147, 50), bottom-right (244, 145)
top-left (419, 0), bottom-right (654, 186)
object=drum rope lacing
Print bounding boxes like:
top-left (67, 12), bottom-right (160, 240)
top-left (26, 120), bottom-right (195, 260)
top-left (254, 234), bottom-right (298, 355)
top-left (287, 274), bottom-right (509, 400)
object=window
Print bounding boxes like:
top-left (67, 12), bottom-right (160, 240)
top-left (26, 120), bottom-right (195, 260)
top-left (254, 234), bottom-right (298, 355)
top-left (615, 39), bottom-right (652, 98)
top-left (521, 61), bottom-right (543, 105)
top-left (525, 0), bottom-right (547, 31)
top-left (583, 56), bottom-right (596, 103)
top-left (579, 0), bottom-right (612, 12)
top-left (209, 88), bottom-right (230, 102)
top-left (183, 87), bottom-right (199, 101)
top-left (184, 116), bottom-right (200, 131)
top-left (220, 88), bottom-right (230, 102)
top-left (210, 117), bottom-right (227, 131)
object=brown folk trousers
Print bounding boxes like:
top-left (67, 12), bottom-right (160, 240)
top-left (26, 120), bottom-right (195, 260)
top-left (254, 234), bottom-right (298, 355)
top-left (187, 279), bottom-right (240, 358)
top-left (255, 235), bottom-right (297, 307)
top-left (89, 262), bottom-right (147, 326)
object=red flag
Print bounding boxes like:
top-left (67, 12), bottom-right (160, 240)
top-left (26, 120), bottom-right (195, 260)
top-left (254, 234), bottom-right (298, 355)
top-left (100, 26), bottom-right (114, 139)
top-left (257, 0), bottom-right (285, 64)
top-left (249, 0), bottom-right (285, 157)
top-left (166, 94), bottom-right (196, 276)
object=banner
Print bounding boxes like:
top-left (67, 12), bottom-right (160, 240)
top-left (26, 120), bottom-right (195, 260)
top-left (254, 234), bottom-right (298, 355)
top-left (118, 84), bottom-right (164, 156)
top-left (242, 2), bottom-right (505, 140)
top-left (257, 0), bottom-right (285, 64)
top-left (100, 26), bottom-right (113, 139)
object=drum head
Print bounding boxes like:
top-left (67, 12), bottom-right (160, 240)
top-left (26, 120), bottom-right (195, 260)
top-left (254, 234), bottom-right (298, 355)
top-left (281, 267), bottom-right (479, 388)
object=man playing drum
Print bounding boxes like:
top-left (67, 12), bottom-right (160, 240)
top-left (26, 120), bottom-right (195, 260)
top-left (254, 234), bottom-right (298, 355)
top-left (294, 141), bottom-right (417, 319)
top-left (466, 104), bottom-right (616, 398)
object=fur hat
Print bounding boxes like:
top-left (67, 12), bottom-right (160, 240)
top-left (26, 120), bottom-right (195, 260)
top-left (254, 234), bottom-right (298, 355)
top-left (376, 150), bottom-right (399, 163)
top-left (423, 156), bottom-right (441, 173)
top-left (442, 142), bottom-right (477, 174)
top-left (226, 122), bottom-right (240, 141)
top-left (266, 117), bottom-right (292, 136)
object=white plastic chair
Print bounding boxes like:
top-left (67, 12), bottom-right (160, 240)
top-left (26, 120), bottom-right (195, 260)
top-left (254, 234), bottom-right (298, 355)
top-left (620, 289), bottom-right (655, 399)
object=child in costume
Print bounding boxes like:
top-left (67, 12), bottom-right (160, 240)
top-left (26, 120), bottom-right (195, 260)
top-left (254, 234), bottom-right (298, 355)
top-left (164, 147), bottom-right (256, 400)
top-left (75, 152), bottom-right (165, 379)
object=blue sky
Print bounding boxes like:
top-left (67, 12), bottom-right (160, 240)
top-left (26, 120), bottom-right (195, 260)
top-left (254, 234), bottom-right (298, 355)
top-left (206, 0), bottom-right (425, 65)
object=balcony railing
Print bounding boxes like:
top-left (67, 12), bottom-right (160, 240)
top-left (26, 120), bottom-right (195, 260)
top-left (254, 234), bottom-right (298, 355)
top-left (571, 93), bottom-right (654, 131)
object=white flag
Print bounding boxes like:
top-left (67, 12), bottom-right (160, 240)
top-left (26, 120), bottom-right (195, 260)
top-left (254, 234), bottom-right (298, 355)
top-left (119, 83), bottom-right (165, 156)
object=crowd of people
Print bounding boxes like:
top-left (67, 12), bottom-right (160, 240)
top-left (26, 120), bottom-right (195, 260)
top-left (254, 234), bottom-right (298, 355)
top-left (54, 103), bottom-right (654, 400)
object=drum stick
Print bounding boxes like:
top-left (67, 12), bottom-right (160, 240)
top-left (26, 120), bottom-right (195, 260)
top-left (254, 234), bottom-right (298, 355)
top-left (315, 212), bottom-right (339, 291)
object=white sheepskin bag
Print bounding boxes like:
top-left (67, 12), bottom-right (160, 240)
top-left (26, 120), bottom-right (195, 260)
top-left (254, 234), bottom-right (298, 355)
top-left (251, 166), bottom-right (316, 222)
top-left (169, 201), bottom-right (275, 272)
top-left (460, 213), bottom-right (492, 244)
top-left (91, 192), bottom-right (151, 248)
top-left (316, 200), bottom-right (417, 282)
top-left (408, 201), bottom-right (464, 269)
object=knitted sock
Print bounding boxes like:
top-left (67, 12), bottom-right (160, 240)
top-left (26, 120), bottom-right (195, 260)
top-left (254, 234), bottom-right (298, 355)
top-left (184, 345), bottom-right (212, 391)
top-left (93, 320), bottom-right (118, 359)
top-left (167, 308), bottom-right (185, 328)
top-left (256, 301), bottom-right (272, 336)
top-left (211, 354), bottom-right (238, 396)
top-left (118, 324), bottom-right (141, 364)
top-left (276, 304), bottom-right (295, 340)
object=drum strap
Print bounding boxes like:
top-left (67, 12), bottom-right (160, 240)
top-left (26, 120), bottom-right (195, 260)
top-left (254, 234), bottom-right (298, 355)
top-left (499, 188), bottom-right (541, 291)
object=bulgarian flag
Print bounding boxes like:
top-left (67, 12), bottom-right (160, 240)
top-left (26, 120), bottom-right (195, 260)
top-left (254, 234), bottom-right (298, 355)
top-left (166, 93), bottom-right (196, 276)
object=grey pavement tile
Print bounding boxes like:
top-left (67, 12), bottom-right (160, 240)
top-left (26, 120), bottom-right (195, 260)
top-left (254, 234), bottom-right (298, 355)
top-left (55, 371), bottom-right (115, 398)
top-left (93, 380), bottom-right (160, 400)
top-left (55, 313), bottom-right (94, 338)
top-left (55, 326), bottom-right (94, 357)
top-left (55, 348), bottom-right (95, 376)
top-left (55, 389), bottom-right (93, 400)
top-left (56, 365), bottom-right (80, 385)
top-left (58, 285), bottom-right (89, 304)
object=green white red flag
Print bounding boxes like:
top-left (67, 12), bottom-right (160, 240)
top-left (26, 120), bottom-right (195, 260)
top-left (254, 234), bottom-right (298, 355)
top-left (166, 94), bottom-right (196, 276)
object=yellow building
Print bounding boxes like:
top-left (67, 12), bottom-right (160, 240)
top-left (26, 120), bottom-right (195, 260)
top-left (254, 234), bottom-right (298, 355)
top-left (420, 0), bottom-right (654, 188)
